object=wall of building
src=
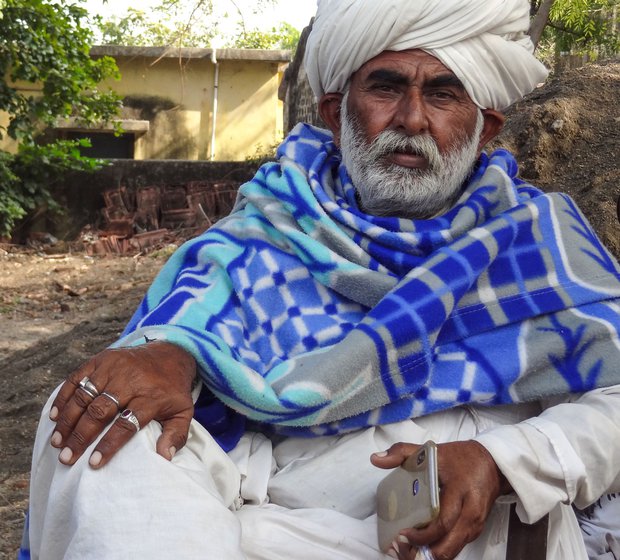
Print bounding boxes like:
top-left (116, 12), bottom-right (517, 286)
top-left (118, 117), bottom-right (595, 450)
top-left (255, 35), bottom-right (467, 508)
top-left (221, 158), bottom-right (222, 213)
top-left (0, 112), bottom-right (18, 154)
top-left (282, 21), bottom-right (325, 133)
top-left (1, 47), bottom-right (290, 162)
top-left (94, 48), bottom-right (288, 162)
top-left (215, 60), bottom-right (285, 160)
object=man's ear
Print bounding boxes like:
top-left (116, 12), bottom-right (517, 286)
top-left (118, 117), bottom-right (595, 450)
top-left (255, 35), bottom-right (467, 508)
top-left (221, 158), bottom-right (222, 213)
top-left (319, 93), bottom-right (344, 146)
top-left (478, 109), bottom-right (505, 151)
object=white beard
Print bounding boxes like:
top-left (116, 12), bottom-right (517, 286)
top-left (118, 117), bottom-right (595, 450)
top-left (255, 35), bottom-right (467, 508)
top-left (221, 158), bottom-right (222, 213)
top-left (339, 94), bottom-right (484, 219)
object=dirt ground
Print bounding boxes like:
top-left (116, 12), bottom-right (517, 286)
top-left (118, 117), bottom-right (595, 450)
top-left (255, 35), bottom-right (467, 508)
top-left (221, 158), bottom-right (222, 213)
top-left (0, 250), bottom-right (171, 558)
top-left (1, 60), bottom-right (619, 558)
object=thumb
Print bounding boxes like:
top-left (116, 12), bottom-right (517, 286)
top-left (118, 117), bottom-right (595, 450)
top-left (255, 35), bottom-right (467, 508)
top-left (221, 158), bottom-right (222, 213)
top-left (606, 533), bottom-right (620, 559)
top-left (156, 415), bottom-right (192, 460)
top-left (371, 442), bottom-right (422, 469)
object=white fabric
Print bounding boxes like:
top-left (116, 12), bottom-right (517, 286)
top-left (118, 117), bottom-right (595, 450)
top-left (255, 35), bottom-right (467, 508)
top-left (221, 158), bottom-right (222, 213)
top-left (28, 385), bottom-right (620, 559)
top-left (304, 0), bottom-right (549, 109)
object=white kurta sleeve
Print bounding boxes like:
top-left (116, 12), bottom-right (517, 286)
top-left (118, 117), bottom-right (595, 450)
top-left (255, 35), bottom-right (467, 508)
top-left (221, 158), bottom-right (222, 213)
top-left (475, 384), bottom-right (620, 523)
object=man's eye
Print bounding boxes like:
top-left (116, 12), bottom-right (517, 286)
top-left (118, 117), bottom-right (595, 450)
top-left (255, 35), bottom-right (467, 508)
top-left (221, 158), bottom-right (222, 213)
top-left (371, 83), bottom-right (397, 93)
top-left (428, 90), bottom-right (457, 100)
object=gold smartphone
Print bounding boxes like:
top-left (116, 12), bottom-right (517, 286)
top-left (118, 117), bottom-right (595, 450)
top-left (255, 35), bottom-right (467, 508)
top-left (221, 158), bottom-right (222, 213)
top-left (376, 441), bottom-right (440, 552)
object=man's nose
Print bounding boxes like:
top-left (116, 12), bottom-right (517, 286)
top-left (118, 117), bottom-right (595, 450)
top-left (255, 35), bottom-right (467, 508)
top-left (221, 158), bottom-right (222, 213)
top-left (392, 90), bottom-right (430, 135)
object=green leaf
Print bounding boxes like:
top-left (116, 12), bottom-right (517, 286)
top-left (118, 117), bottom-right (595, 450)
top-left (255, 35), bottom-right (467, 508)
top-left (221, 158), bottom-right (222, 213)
top-left (0, 0), bottom-right (118, 237)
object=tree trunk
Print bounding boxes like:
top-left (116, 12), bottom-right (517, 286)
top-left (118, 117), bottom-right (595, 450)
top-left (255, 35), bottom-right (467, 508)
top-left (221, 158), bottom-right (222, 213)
top-left (529, 0), bottom-right (556, 48)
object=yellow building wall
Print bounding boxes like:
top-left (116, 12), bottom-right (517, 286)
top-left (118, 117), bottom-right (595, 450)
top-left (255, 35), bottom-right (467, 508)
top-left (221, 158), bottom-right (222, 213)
top-left (0, 112), bottom-right (18, 154)
top-left (97, 55), bottom-right (285, 162)
top-left (0, 80), bottom-right (43, 154)
top-left (214, 60), bottom-right (284, 161)
top-left (1, 53), bottom-right (287, 162)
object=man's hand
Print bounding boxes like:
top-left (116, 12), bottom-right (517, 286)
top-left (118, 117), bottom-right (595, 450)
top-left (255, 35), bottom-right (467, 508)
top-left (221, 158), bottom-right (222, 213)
top-left (371, 440), bottom-right (512, 560)
top-left (49, 341), bottom-right (196, 469)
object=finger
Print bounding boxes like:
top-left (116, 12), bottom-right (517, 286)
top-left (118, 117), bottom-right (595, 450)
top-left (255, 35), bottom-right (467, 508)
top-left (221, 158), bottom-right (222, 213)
top-left (405, 490), bottom-right (486, 560)
top-left (56, 393), bottom-right (125, 465)
top-left (155, 413), bottom-right (193, 460)
top-left (49, 360), bottom-right (97, 420)
top-left (52, 377), bottom-right (103, 447)
top-left (390, 535), bottom-right (414, 559)
top-left (54, 371), bottom-right (126, 449)
top-left (371, 442), bottom-right (422, 469)
top-left (87, 407), bottom-right (145, 469)
top-left (606, 533), bottom-right (620, 557)
top-left (404, 485), bottom-right (462, 546)
top-left (395, 542), bottom-right (435, 560)
top-left (425, 509), bottom-right (487, 560)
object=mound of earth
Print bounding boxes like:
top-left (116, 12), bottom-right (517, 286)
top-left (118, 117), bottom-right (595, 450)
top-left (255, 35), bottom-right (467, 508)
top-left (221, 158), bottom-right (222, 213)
top-left (1, 60), bottom-right (619, 558)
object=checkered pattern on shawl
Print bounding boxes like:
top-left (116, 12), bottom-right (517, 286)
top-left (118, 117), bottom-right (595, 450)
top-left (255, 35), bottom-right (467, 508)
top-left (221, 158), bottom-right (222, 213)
top-left (116, 124), bottom-right (620, 450)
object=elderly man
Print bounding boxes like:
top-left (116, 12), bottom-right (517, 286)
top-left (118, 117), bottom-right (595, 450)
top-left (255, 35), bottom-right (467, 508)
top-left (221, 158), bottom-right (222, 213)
top-left (25, 0), bottom-right (620, 559)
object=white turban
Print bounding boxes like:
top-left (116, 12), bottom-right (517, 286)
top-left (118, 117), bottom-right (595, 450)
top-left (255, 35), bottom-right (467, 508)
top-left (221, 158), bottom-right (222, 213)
top-left (304, 0), bottom-right (549, 110)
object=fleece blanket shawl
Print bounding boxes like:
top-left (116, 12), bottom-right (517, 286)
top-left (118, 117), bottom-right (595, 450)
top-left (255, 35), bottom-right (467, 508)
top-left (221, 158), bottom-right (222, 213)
top-left (116, 124), bottom-right (620, 451)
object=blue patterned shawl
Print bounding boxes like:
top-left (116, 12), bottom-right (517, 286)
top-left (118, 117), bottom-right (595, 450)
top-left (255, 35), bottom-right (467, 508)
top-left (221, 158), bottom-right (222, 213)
top-left (116, 124), bottom-right (620, 451)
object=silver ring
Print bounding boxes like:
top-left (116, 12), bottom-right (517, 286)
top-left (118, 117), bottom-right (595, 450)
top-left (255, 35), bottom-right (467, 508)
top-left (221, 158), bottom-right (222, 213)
top-left (101, 391), bottom-right (121, 409)
top-left (78, 376), bottom-right (99, 399)
top-left (417, 546), bottom-right (435, 560)
top-left (119, 409), bottom-right (141, 432)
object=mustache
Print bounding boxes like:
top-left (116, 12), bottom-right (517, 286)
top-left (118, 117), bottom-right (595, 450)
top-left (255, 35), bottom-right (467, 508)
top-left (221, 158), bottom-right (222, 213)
top-left (366, 130), bottom-right (442, 171)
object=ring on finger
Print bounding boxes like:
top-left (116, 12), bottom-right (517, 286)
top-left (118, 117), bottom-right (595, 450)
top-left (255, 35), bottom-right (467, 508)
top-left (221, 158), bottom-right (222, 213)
top-left (119, 409), bottom-right (141, 432)
top-left (78, 376), bottom-right (99, 399)
top-left (100, 391), bottom-right (121, 409)
top-left (415, 546), bottom-right (435, 560)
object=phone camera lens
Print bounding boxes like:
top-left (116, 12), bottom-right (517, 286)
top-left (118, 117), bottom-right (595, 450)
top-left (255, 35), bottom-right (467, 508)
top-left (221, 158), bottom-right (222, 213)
top-left (417, 449), bottom-right (426, 465)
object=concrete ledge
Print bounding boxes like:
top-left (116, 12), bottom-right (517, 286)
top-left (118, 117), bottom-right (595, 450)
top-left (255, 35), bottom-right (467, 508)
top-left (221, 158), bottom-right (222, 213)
top-left (54, 118), bottom-right (150, 136)
top-left (91, 45), bottom-right (291, 62)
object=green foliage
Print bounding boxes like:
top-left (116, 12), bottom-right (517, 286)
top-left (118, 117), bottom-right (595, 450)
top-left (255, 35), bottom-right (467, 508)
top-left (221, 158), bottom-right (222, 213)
top-left (0, 0), bottom-right (121, 237)
top-left (0, 0), bottom-right (121, 141)
top-left (0, 140), bottom-right (106, 237)
top-left (244, 141), bottom-right (279, 167)
top-left (98, 6), bottom-right (217, 47)
top-left (231, 22), bottom-right (301, 52)
top-left (97, 0), bottom-right (300, 51)
top-left (537, 0), bottom-right (620, 59)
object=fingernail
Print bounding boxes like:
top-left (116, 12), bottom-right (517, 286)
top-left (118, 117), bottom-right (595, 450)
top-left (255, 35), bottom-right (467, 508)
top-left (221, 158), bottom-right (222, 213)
top-left (49, 406), bottom-right (58, 420)
top-left (51, 431), bottom-right (62, 447)
top-left (398, 535), bottom-right (410, 544)
top-left (374, 450), bottom-right (388, 458)
top-left (59, 447), bottom-right (73, 464)
top-left (169, 446), bottom-right (177, 460)
top-left (89, 451), bottom-right (102, 467)
top-left (387, 549), bottom-right (398, 559)
top-left (391, 540), bottom-right (400, 553)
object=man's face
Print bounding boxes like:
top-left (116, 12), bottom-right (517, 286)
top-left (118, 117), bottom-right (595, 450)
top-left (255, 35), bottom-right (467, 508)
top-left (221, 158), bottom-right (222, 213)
top-left (324, 49), bottom-right (500, 219)
top-left (344, 49), bottom-right (483, 158)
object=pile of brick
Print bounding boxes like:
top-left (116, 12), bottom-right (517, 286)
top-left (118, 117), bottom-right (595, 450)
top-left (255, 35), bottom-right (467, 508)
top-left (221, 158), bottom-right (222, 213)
top-left (84, 181), bottom-right (239, 255)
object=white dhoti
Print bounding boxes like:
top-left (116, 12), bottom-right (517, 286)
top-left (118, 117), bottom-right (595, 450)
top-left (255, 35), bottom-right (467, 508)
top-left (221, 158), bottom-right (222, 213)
top-left (30, 386), bottom-right (620, 559)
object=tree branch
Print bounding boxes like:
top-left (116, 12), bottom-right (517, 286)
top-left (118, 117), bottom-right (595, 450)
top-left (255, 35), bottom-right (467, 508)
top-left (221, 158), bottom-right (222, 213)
top-left (546, 21), bottom-right (584, 38)
top-left (530, 0), bottom-right (556, 48)
top-left (228, 0), bottom-right (247, 37)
